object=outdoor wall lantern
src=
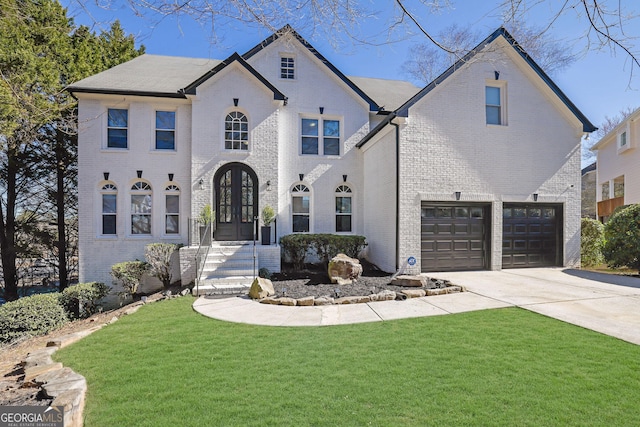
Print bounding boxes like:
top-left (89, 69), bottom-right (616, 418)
top-left (198, 179), bottom-right (204, 190)
top-left (266, 180), bottom-right (272, 191)
top-left (494, 70), bottom-right (500, 80)
top-left (103, 172), bottom-right (109, 180)
top-left (299, 173), bottom-right (304, 181)
top-left (455, 191), bottom-right (461, 201)
top-left (233, 98), bottom-right (239, 107)
top-left (168, 173), bottom-right (174, 181)
top-left (137, 170), bottom-right (143, 178)
top-left (319, 106), bottom-right (324, 114)
top-left (343, 174), bottom-right (348, 182)
top-left (533, 193), bottom-right (539, 202)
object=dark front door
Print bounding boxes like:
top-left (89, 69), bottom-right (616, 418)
top-left (502, 204), bottom-right (562, 268)
top-left (214, 163), bottom-right (257, 241)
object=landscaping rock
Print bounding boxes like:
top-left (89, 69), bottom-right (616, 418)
top-left (278, 297), bottom-right (297, 306)
top-left (426, 288), bottom-right (448, 296)
top-left (376, 290), bottom-right (396, 301)
top-left (249, 277), bottom-right (275, 299)
top-left (23, 363), bottom-right (64, 383)
top-left (426, 277), bottom-right (451, 289)
top-left (328, 254), bottom-right (363, 285)
top-left (260, 297), bottom-right (280, 305)
top-left (446, 286), bottom-right (463, 294)
top-left (297, 296), bottom-right (315, 306)
top-left (401, 289), bottom-right (426, 298)
top-left (335, 295), bottom-right (371, 304)
top-left (390, 275), bottom-right (426, 287)
top-left (395, 292), bottom-right (408, 301)
top-left (180, 288), bottom-right (190, 296)
top-left (314, 296), bottom-right (335, 306)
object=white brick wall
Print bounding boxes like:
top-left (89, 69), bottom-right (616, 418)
top-left (394, 43), bottom-right (583, 273)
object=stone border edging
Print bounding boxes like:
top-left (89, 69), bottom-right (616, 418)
top-left (18, 302), bottom-right (148, 426)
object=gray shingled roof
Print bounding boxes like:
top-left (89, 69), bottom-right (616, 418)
top-left (67, 54), bottom-right (221, 96)
top-left (68, 53), bottom-right (420, 109)
top-left (348, 76), bottom-right (420, 112)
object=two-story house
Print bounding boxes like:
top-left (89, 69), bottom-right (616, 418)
top-left (68, 26), bottom-right (595, 288)
top-left (591, 107), bottom-right (640, 222)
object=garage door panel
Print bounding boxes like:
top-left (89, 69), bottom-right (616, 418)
top-left (422, 203), bottom-right (490, 272)
top-left (503, 203), bottom-right (562, 268)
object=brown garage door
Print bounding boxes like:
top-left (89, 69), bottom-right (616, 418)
top-left (502, 204), bottom-right (562, 268)
top-left (421, 204), bottom-right (490, 272)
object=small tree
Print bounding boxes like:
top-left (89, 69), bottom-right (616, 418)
top-left (581, 218), bottom-right (604, 267)
top-left (602, 204), bottom-right (640, 272)
top-left (262, 205), bottom-right (275, 226)
top-left (145, 243), bottom-right (179, 289)
top-left (111, 261), bottom-right (147, 297)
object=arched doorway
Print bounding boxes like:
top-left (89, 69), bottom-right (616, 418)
top-left (214, 163), bottom-right (258, 241)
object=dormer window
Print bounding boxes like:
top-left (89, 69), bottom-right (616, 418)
top-left (281, 56), bottom-right (295, 79)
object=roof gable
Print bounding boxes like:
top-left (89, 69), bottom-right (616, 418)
top-left (183, 52), bottom-right (286, 101)
top-left (242, 25), bottom-right (380, 111)
top-left (397, 27), bottom-right (596, 133)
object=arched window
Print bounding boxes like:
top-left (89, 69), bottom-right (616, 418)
top-left (101, 183), bottom-right (117, 235)
top-left (335, 185), bottom-right (352, 232)
top-left (224, 111), bottom-right (248, 150)
top-left (131, 181), bottom-right (152, 234)
top-left (292, 184), bottom-right (310, 233)
top-left (165, 185), bottom-right (180, 234)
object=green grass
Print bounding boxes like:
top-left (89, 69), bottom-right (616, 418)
top-left (55, 297), bottom-right (640, 426)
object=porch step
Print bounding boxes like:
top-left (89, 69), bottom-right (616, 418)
top-left (196, 242), bottom-right (258, 296)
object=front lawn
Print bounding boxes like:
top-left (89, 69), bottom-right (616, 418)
top-left (56, 297), bottom-right (640, 426)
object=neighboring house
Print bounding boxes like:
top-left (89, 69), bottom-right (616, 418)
top-left (581, 162), bottom-right (597, 219)
top-left (591, 107), bottom-right (640, 222)
top-left (68, 26), bottom-right (595, 286)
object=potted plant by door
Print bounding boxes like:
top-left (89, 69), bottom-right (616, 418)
top-left (261, 205), bottom-right (275, 245)
top-left (198, 204), bottom-right (213, 245)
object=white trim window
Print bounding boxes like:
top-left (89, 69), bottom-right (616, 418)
top-left (292, 184), bottom-right (310, 233)
top-left (224, 111), bottom-right (249, 150)
top-left (165, 184), bottom-right (180, 234)
top-left (107, 108), bottom-right (128, 148)
top-left (131, 181), bottom-right (152, 235)
top-left (617, 126), bottom-right (632, 154)
top-left (281, 56), bottom-right (295, 79)
top-left (301, 118), bottom-right (340, 156)
top-left (485, 82), bottom-right (507, 126)
top-left (335, 185), bottom-right (352, 232)
top-left (155, 111), bottom-right (176, 150)
top-left (101, 183), bottom-right (117, 235)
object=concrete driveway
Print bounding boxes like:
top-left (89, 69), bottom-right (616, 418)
top-left (430, 268), bottom-right (640, 346)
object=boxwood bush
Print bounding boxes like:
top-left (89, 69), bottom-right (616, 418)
top-left (60, 282), bottom-right (110, 319)
top-left (0, 293), bottom-right (69, 344)
top-left (603, 204), bottom-right (640, 272)
top-left (280, 234), bottom-right (367, 269)
top-left (581, 218), bottom-right (605, 267)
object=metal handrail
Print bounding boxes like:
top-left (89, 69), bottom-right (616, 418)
top-left (194, 221), bottom-right (212, 296)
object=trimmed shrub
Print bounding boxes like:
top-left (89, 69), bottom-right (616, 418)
top-left (581, 218), bottom-right (605, 267)
top-left (111, 261), bottom-right (148, 297)
top-left (0, 293), bottom-right (68, 344)
top-left (60, 282), bottom-right (110, 319)
top-left (258, 267), bottom-right (272, 279)
top-left (145, 243), bottom-right (180, 288)
top-left (603, 204), bottom-right (640, 272)
top-left (280, 234), bottom-right (368, 269)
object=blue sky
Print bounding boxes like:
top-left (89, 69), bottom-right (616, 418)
top-left (64, 1), bottom-right (639, 161)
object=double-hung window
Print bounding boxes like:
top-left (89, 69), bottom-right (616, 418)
top-left (165, 185), bottom-right (180, 234)
top-left (131, 181), bottom-right (152, 235)
top-left (301, 118), bottom-right (340, 155)
top-left (156, 111), bottom-right (176, 150)
top-left (107, 108), bottom-right (128, 148)
top-left (335, 185), bottom-right (352, 232)
top-left (292, 184), bottom-right (310, 232)
top-left (101, 184), bottom-right (117, 235)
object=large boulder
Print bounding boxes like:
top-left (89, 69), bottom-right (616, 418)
top-left (248, 277), bottom-right (275, 299)
top-left (328, 253), bottom-right (363, 285)
top-left (390, 275), bottom-right (426, 287)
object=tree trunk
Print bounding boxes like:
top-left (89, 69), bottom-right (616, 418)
top-left (0, 145), bottom-right (20, 301)
top-left (56, 128), bottom-right (68, 291)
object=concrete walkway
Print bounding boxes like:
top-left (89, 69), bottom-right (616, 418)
top-left (192, 268), bottom-right (640, 345)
